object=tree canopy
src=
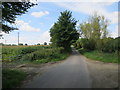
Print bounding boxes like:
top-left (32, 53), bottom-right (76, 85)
top-left (79, 13), bottom-right (109, 40)
top-left (78, 13), bottom-right (109, 50)
top-left (50, 10), bottom-right (79, 52)
top-left (1, 2), bottom-right (36, 33)
top-left (74, 13), bottom-right (119, 53)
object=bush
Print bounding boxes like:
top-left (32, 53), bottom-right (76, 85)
top-left (75, 37), bottom-right (120, 53)
top-left (37, 43), bottom-right (40, 45)
top-left (2, 45), bottom-right (67, 63)
top-left (102, 37), bottom-right (119, 53)
top-left (25, 43), bottom-right (28, 46)
top-left (20, 47), bottom-right (38, 55)
top-left (75, 39), bottom-right (82, 49)
top-left (19, 43), bottom-right (23, 46)
top-left (78, 38), bottom-right (95, 50)
top-left (2, 45), bottom-right (52, 62)
top-left (20, 47), bottom-right (64, 62)
top-left (78, 48), bottom-right (88, 54)
top-left (44, 42), bottom-right (47, 45)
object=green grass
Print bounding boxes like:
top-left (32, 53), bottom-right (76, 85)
top-left (2, 69), bottom-right (27, 88)
top-left (3, 45), bottom-right (69, 64)
top-left (31, 53), bottom-right (69, 64)
top-left (78, 49), bottom-right (119, 63)
top-left (2, 45), bottom-right (51, 62)
top-left (20, 47), bottom-right (69, 63)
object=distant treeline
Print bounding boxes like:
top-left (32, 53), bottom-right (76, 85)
top-left (74, 37), bottom-right (120, 53)
top-left (73, 12), bottom-right (119, 54)
top-left (1, 42), bottom-right (48, 46)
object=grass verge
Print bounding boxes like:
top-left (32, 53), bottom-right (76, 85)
top-left (78, 48), bottom-right (119, 63)
top-left (2, 53), bottom-right (69, 88)
top-left (31, 53), bottom-right (69, 64)
top-left (2, 69), bottom-right (27, 88)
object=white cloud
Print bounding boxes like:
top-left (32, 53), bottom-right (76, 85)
top-left (3, 30), bottom-right (51, 45)
top-left (24, 31), bottom-right (51, 45)
top-left (55, 2), bottom-right (118, 24)
top-left (40, 30), bottom-right (51, 44)
top-left (31, 11), bottom-right (49, 18)
top-left (110, 25), bottom-right (119, 38)
top-left (30, 0), bottom-right (119, 3)
top-left (86, 0), bottom-right (118, 3)
top-left (15, 20), bottom-right (40, 32)
top-left (0, 31), bottom-right (8, 35)
top-left (2, 35), bottom-right (18, 45)
top-left (0, 31), bottom-right (9, 43)
top-left (54, 2), bottom-right (118, 38)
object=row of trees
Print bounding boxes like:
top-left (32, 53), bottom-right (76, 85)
top-left (74, 37), bottom-right (119, 53)
top-left (74, 13), bottom-right (119, 53)
top-left (1, 42), bottom-right (48, 46)
top-left (50, 10), bottom-right (119, 53)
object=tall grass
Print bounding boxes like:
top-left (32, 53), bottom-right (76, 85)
top-left (2, 45), bottom-right (68, 63)
top-left (78, 48), bottom-right (119, 63)
top-left (2, 45), bottom-right (69, 88)
top-left (20, 47), bottom-right (68, 63)
top-left (2, 45), bottom-right (51, 62)
top-left (2, 69), bottom-right (26, 88)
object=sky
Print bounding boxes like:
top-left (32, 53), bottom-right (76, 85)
top-left (0, 0), bottom-right (119, 45)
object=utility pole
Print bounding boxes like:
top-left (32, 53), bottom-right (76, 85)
top-left (18, 32), bottom-right (19, 45)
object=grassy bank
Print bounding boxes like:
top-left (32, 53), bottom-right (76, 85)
top-left (78, 48), bottom-right (119, 63)
top-left (2, 45), bottom-right (51, 62)
top-left (2, 45), bottom-right (69, 63)
top-left (2, 69), bottom-right (27, 88)
top-left (2, 45), bottom-right (69, 88)
top-left (31, 53), bottom-right (69, 64)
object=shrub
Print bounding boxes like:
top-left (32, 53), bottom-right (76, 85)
top-left (2, 45), bottom-right (52, 62)
top-left (102, 37), bottom-right (119, 53)
top-left (79, 38), bottom-right (95, 50)
top-left (25, 43), bottom-right (28, 46)
top-left (37, 43), bottom-right (40, 45)
top-left (20, 47), bottom-right (38, 55)
top-left (75, 39), bottom-right (82, 48)
top-left (75, 37), bottom-right (120, 53)
top-left (44, 42), bottom-right (47, 45)
top-left (20, 47), bottom-right (64, 62)
top-left (19, 43), bottom-right (23, 46)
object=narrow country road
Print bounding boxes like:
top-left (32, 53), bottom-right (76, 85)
top-left (23, 48), bottom-right (92, 88)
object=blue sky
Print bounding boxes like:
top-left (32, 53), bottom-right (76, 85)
top-left (1, 0), bottom-right (119, 45)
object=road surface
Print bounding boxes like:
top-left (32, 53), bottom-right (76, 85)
top-left (23, 48), bottom-right (92, 88)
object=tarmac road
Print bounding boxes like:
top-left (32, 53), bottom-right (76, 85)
top-left (23, 48), bottom-right (92, 88)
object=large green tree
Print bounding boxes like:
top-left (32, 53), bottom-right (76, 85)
top-left (79, 13), bottom-right (109, 40)
top-left (79, 13), bottom-right (109, 50)
top-left (1, 1), bottom-right (36, 33)
top-left (50, 10), bottom-right (79, 52)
